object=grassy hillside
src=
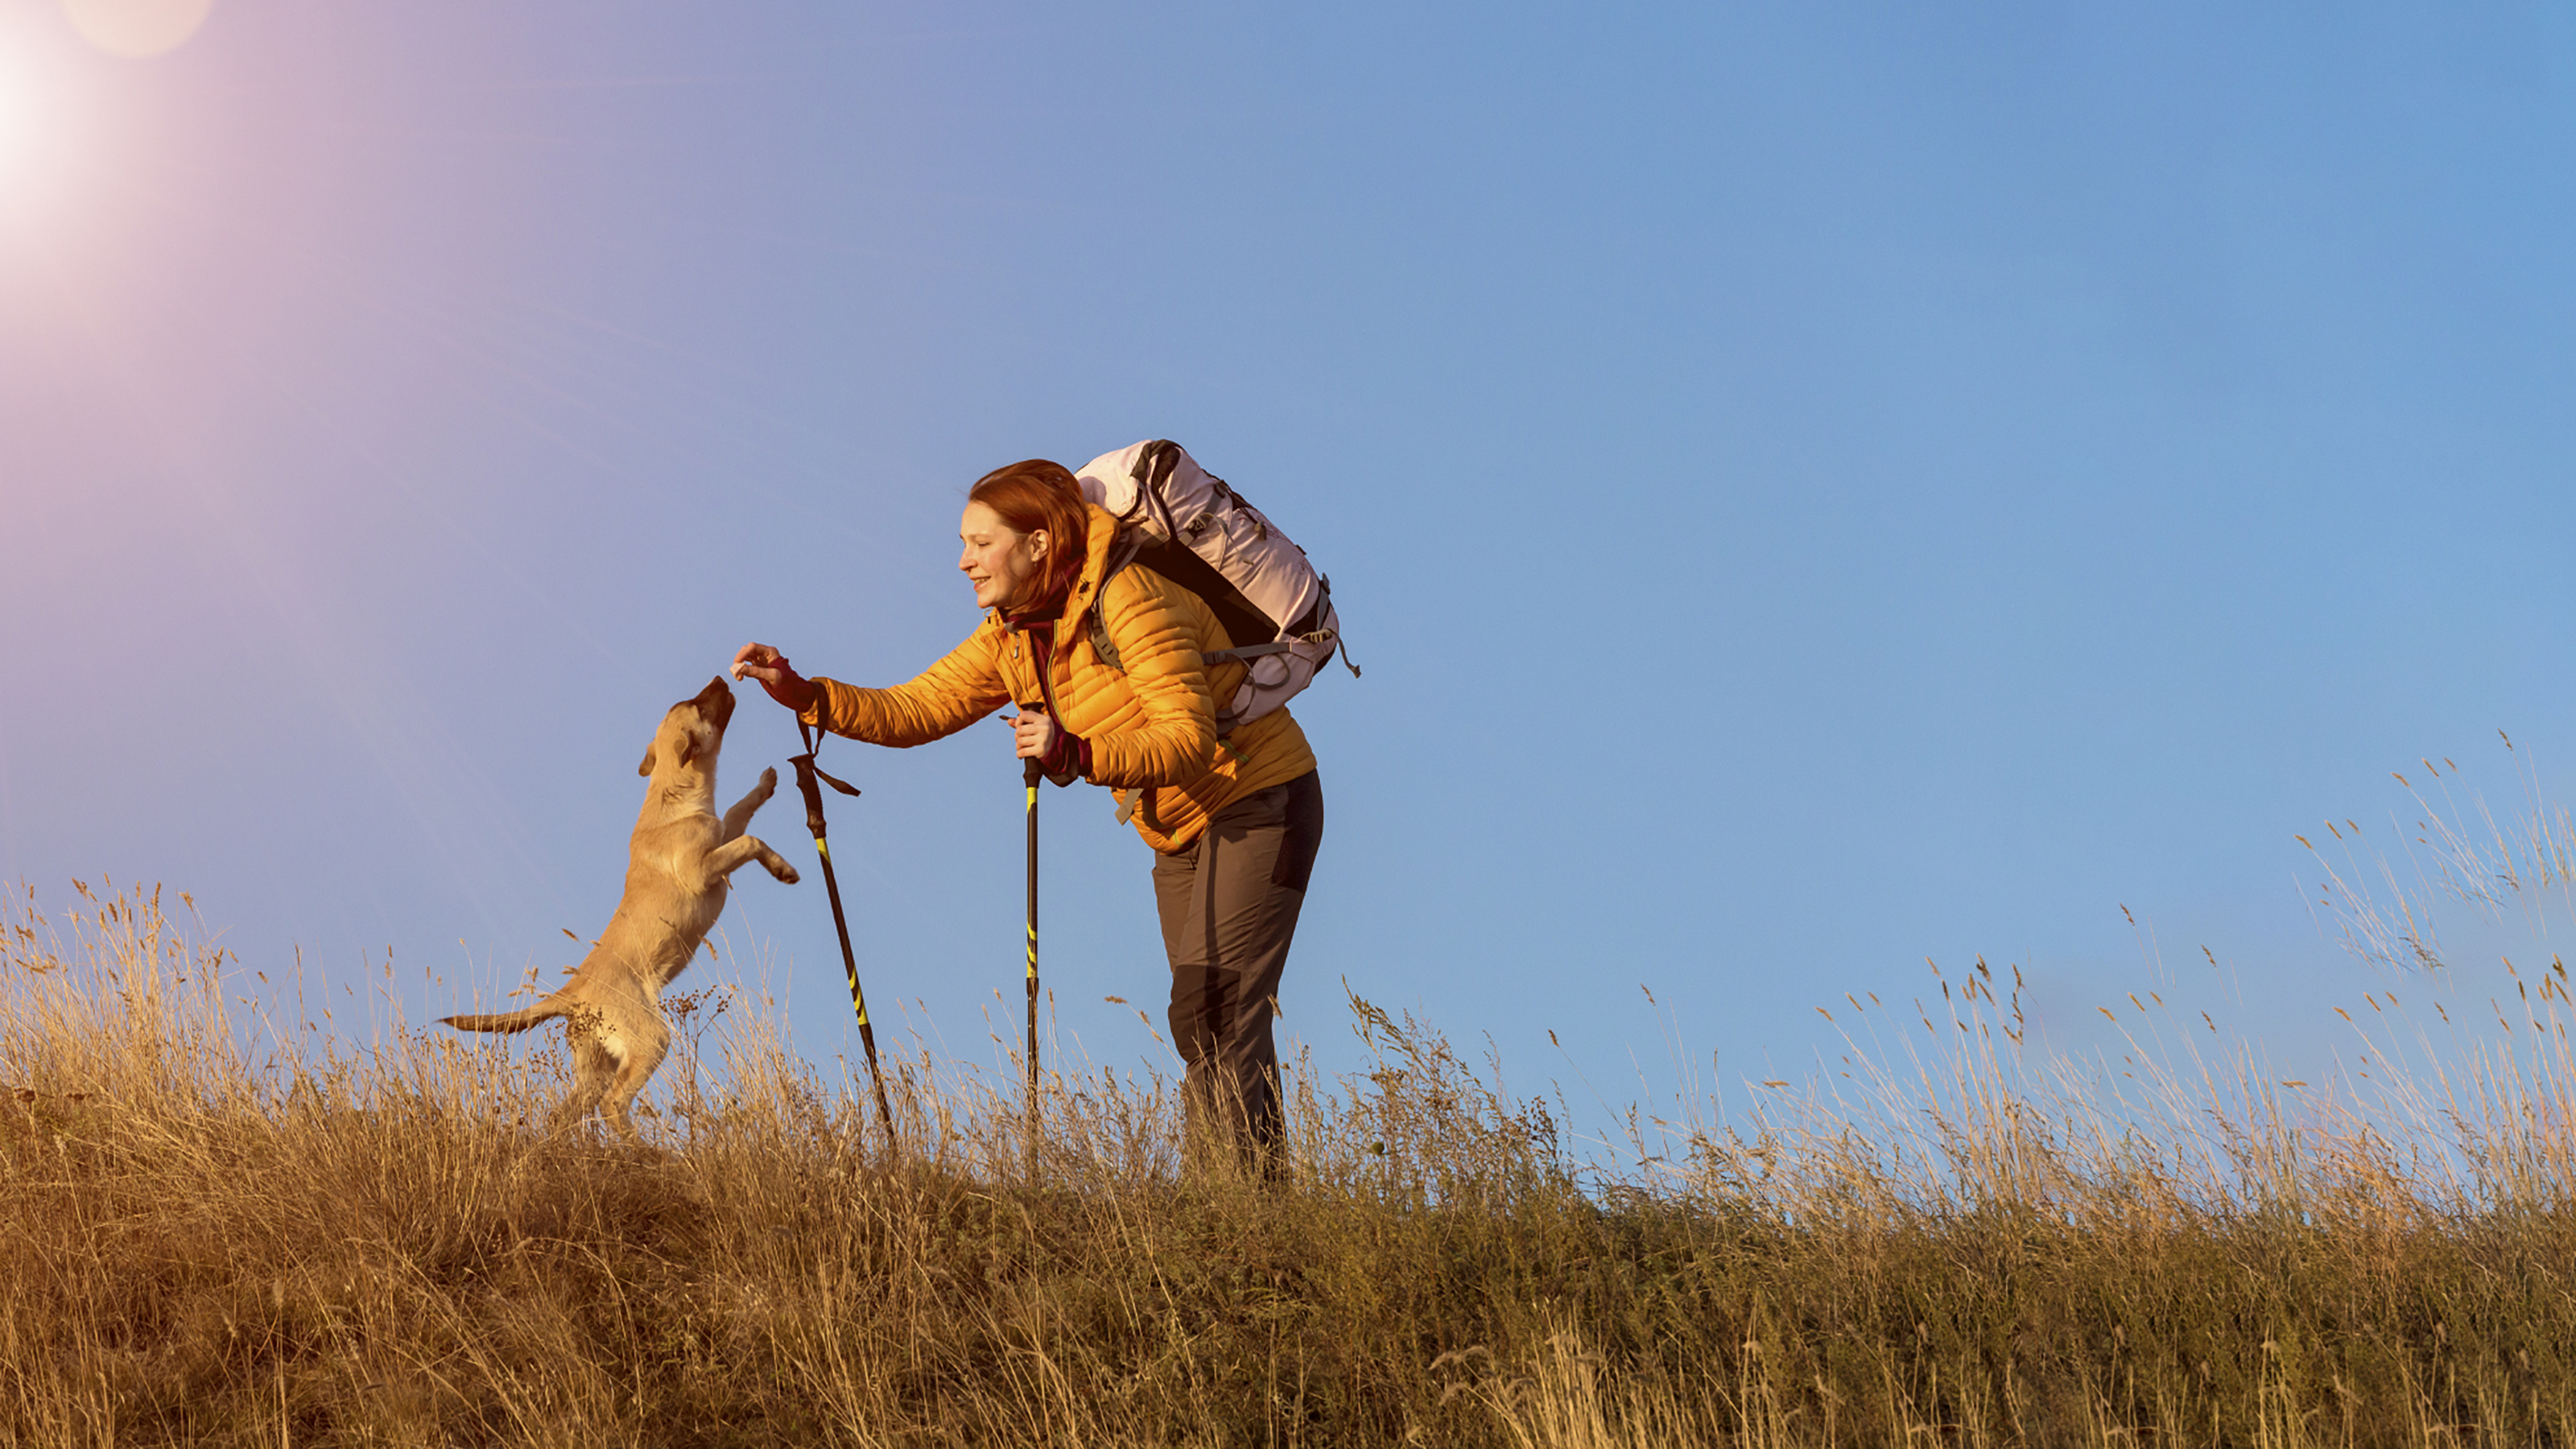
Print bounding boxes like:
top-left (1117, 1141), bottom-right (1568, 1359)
top-left (8, 881), bottom-right (2576, 1447)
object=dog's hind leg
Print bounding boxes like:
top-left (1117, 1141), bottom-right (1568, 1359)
top-left (597, 1014), bottom-right (672, 1143)
top-left (720, 766), bottom-right (779, 844)
top-left (555, 1033), bottom-right (617, 1136)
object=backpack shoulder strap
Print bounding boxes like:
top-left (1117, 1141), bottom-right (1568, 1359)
top-left (1086, 530), bottom-right (1146, 673)
top-left (1084, 444), bottom-right (1178, 673)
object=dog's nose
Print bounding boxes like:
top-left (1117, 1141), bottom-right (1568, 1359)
top-left (700, 675), bottom-right (736, 728)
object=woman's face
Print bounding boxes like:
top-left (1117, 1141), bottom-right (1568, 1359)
top-left (959, 502), bottom-right (1050, 613)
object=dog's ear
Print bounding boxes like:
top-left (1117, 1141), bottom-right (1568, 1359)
top-left (638, 746), bottom-right (658, 778)
top-left (676, 731), bottom-right (700, 769)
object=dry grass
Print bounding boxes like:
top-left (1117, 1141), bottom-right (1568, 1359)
top-left (10, 846), bottom-right (2576, 1445)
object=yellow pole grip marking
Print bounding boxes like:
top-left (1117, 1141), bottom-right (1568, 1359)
top-left (814, 839), bottom-right (831, 860)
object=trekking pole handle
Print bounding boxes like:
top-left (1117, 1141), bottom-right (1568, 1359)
top-left (789, 721), bottom-right (862, 842)
top-left (1018, 697), bottom-right (1051, 789)
top-left (791, 753), bottom-right (830, 840)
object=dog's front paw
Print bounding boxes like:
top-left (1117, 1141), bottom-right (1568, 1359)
top-left (771, 860), bottom-right (801, 885)
top-left (757, 766), bottom-right (778, 797)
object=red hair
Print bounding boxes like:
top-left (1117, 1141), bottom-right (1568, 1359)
top-left (968, 459), bottom-right (1089, 614)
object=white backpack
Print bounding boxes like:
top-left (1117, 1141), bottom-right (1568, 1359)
top-left (1073, 440), bottom-right (1357, 732)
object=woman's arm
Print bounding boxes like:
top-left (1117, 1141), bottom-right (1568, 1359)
top-left (732, 630), bottom-right (1013, 747)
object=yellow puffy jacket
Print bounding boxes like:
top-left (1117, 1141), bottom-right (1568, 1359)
top-left (800, 502), bottom-right (1317, 852)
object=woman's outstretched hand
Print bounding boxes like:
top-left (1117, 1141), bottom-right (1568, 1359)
top-left (730, 642), bottom-right (819, 712)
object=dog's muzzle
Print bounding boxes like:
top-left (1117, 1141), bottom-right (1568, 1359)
top-left (691, 675), bottom-right (737, 731)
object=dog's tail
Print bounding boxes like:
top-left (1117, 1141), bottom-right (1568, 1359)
top-left (440, 1000), bottom-right (565, 1034)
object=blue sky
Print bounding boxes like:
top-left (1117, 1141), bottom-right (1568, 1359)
top-left (6, 1), bottom-right (2576, 1147)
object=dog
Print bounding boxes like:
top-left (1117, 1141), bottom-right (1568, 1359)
top-left (441, 676), bottom-right (798, 1139)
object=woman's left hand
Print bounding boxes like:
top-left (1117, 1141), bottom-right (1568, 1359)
top-left (1009, 708), bottom-right (1059, 761)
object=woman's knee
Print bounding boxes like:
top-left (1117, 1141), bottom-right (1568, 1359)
top-left (1167, 985), bottom-right (1223, 1064)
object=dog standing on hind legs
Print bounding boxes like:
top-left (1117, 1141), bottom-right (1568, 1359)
top-left (441, 676), bottom-right (799, 1140)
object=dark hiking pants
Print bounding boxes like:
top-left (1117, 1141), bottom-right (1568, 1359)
top-left (1152, 770), bottom-right (1323, 1174)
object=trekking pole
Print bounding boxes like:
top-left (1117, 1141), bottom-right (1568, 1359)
top-left (1022, 742), bottom-right (1042, 1177)
top-left (790, 718), bottom-right (898, 1146)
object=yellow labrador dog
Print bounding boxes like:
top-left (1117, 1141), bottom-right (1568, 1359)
top-left (443, 676), bottom-right (798, 1138)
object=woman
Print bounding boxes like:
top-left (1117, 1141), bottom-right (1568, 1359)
top-left (732, 459), bottom-right (1323, 1173)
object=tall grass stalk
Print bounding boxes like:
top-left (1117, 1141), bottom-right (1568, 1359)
top-left (9, 866), bottom-right (2576, 1446)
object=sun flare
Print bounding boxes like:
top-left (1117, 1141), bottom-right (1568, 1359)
top-left (0, 56), bottom-right (35, 195)
top-left (60, 0), bottom-right (213, 60)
